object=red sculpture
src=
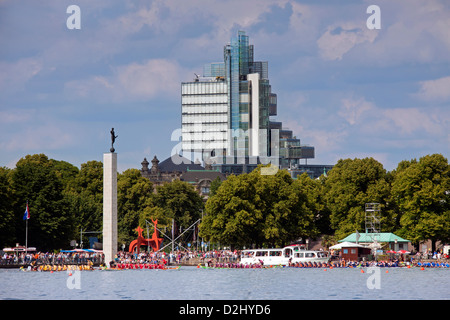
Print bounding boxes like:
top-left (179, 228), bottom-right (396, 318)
top-left (128, 219), bottom-right (163, 253)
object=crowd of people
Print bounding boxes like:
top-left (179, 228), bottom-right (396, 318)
top-left (0, 250), bottom-right (103, 266)
top-left (111, 249), bottom-right (240, 267)
top-left (200, 259), bottom-right (450, 269)
top-left (0, 249), bottom-right (241, 267)
top-left (288, 259), bottom-right (401, 268)
top-left (413, 250), bottom-right (449, 260)
top-left (1, 248), bottom-right (449, 270)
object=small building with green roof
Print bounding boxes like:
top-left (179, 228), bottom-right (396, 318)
top-left (339, 232), bottom-right (410, 251)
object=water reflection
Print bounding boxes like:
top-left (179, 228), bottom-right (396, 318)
top-left (1, 267), bottom-right (449, 300)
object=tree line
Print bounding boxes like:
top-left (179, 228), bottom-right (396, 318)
top-left (0, 153), bottom-right (448, 252)
top-left (200, 154), bottom-right (449, 252)
top-left (0, 154), bottom-right (202, 251)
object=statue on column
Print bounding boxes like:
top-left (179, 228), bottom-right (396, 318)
top-left (110, 128), bottom-right (118, 152)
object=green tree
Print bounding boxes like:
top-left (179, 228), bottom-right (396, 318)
top-left (200, 166), bottom-right (317, 248)
top-left (200, 172), bottom-right (260, 248)
top-left (209, 176), bottom-right (223, 197)
top-left (153, 180), bottom-right (204, 232)
top-left (117, 168), bottom-right (154, 245)
top-left (139, 206), bottom-right (167, 231)
top-left (260, 169), bottom-right (317, 247)
top-left (392, 154), bottom-right (450, 251)
top-left (52, 160), bottom-right (79, 188)
top-left (0, 167), bottom-right (14, 247)
top-left (296, 173), bottom-right (331, 235)
top-left (10, 154), bottom-right (75, 250)
top-left (66, 160), bottom-right (103, 243)
top-left (324, 157), bottom-right (391, 239)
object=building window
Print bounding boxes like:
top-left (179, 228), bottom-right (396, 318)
top-left (201, 187), bottom-right (210, 194)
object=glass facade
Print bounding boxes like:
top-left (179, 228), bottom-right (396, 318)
top-left (181, 79), bottom-right (228, 161)
top-left (250, 61), bottom-right (268, 80)
top-left (223, 31), bottom-right (275, 157)
top-left (181, 31), bottom-right (315, 168)
top-left (203, 62), bottom-right (225, 77)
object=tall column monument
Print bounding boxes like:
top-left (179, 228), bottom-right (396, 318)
top-left (103, 128), bottom-right (118, 267)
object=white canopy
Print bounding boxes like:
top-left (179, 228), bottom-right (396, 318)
top-left (329, 242), bottom-right (366, 250)
top-left (367, 242), bottom-right (382, 248)
top-left (2, 247), bottom-right (36, 252)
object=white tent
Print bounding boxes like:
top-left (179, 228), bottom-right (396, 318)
top-left (329, 242), bottom-right (366, 250)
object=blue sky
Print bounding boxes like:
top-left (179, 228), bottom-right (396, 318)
top-left (1, 0), bottom-right (449, 172)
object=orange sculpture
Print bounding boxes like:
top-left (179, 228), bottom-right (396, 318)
top-left (128, 219), bottom-right (163, 253)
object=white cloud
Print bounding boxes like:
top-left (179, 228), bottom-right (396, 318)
top-left (107, 2), bottom-right (165, 36)
top-left (1, 0), bottom-right (449, 173)
top-left (382, 108), bottom-right (444, 135)
top-left (0, 121), bottom-right (74, 152)
top-left (111, 0), bottom-right (288, 41)
top-left (0, 58), bottom-right (42, 93)
top-left (0, 110), bottom-right (32, 124)
top-left (282, 119), bottom-right (348, 154)
top-left (289, 1), bottom-right (316, 35)
top-left (317, 23), bottom-right (378, 61)
top-left (359, 0), bottom-right (450, 66)
top-left (416, 76), bottom-right (450, 102)
top-left (65, 59), bottom-right (183, 102)
top-left (116, 59), bottom-right (181, 98)
top-left (338, 96), bottom-right (374, 125)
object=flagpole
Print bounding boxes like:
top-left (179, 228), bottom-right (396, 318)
top-left (172, 219), bottom-right (174, 253)
top-left (24, 200), bottom-right (30, 258)
top-left (25, 219), bottom-right (28, 255)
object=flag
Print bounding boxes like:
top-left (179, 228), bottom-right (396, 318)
top-left (23, 202), bottom-right (30, 220)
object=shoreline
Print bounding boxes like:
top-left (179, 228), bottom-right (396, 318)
top-left (2, 259), bottom-right (449, 270)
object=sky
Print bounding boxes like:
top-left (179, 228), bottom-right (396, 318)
top-left (0, 0), bottom-right (449, 173)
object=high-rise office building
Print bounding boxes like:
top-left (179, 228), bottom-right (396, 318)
top-left (181, 77), bottom-right (228, 160)
top-left (181, 31), bottom-right (314, 171)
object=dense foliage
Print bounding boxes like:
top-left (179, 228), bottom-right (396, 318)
top-left (0, 153), bottom-right (448, 252)
top-left (0, 154), bottom-right (203, 251)
top-left (199, 168), bottom-right (318, 248)
top-left (200, 154), bottom-right (449, 251)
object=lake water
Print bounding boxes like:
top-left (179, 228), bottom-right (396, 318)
top-left (0, 266), bottom-right (449, 301)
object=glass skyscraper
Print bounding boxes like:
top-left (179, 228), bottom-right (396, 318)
top-left (181, 31), bottom-right (314, 169)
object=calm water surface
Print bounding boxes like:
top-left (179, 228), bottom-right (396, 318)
top-left (0, 266), bottom-right (449, 300)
